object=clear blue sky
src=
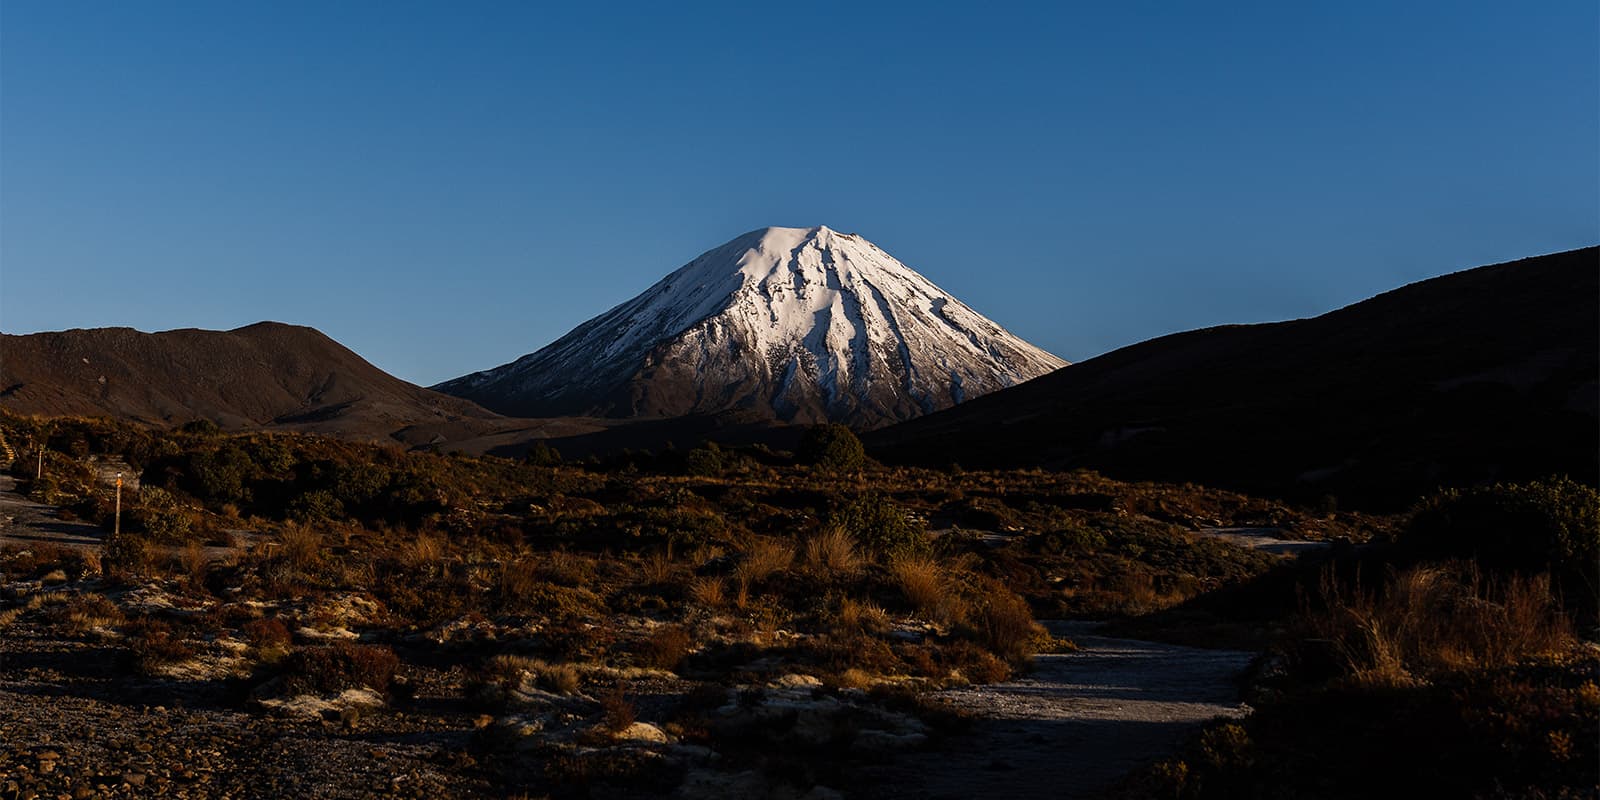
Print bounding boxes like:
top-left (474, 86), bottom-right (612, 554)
top-left (3, 1), bottom-right (1596, 385)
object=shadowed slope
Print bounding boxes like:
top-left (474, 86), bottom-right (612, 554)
top-left (869, 247), bottom-right (1599, 509)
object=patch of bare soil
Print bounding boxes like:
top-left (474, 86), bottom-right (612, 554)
top-left (857, 622), bottom-right (1254, 800)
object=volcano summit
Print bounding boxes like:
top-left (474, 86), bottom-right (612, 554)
top-left (436, 226), bottom-right (1066, 428)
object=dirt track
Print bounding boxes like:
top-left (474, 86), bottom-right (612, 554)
top-left (860, 621), bottom-right (1254, 799)
top-left (0, 474), bottom-right (108, 553)
top-left (0, 475), bottom-right (248, 562)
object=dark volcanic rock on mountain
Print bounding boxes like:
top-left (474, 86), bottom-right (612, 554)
top-left (868, 247), bottom-right (1600, 509)
top-left (434, 226), bottom-right (1066, 429)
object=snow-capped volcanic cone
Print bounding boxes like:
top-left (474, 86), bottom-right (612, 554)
top-left (435, 226), bottom-right (1067, 428)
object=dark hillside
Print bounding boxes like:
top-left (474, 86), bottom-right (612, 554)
top-left (0, 322), bottom-right (508, 445)
top-left (869, 247), bottom-right (1599, 509)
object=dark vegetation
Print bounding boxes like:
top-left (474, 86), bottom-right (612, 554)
top-left (2, 410), bottom-right (1594, 798)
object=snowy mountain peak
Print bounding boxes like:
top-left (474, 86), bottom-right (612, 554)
top-left (434, 227), bottom-right (1067, 428)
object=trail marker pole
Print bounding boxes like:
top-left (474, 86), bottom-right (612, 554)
top-left (114, 473), bottom-right (123, 536)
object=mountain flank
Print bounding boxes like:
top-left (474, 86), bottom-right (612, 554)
top-left (868, 246), bottom-right (1600, 509)
top-left (0, 322), bottom-right (532, 445)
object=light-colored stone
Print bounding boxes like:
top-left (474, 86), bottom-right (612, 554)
top-left (769, 673), bottom-right (823, 690)
top-left (617, 721), bottom-right (672, 744)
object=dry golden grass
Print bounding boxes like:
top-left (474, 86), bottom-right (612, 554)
top-left (485, 654), bottom-right (582, 695)
top-left (499, 558), bottom-right (542, 605)
top-left (804, 526), bottom-right (861, 575)
top-left (837, 596), bottom-right (891, 634)
top-left (542, 548), bottom-right (594, 586)
top-left (180, 540), bottom-right (208, 586)
top-left (831, 667), bottom-right (874, 689)
top-left (55, 594), bottom-right (125, 635)
top-left (973, 579), bottom-right (1043, 664)
top-left (890, 554), bottom-right (958, 622)
top-left (1307, 564), bottom-right (1574, 688)
top-left (640, 549), bottom-right (678, 586)
top-left (688, 576), bottom-right (726, 608)
top-left (735, 538), bottom-right (793, 585)
top-left (401, 534), bottom-right (445, 570)
top-left (277, 523), bottom-right (323, 571)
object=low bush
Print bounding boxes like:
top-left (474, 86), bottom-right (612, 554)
top-left (242, 617), bottom-right (294, 662)
top-left (797, 424), bottom-right (865, 472)
top-left (1403, 477), bottom-right (1599, 615)
top-left (835, 494), bottom-right (927, 560)
top-left (281, 642), bottom-right (400, 696)
top-left (126, 617), bottom-right (198, 675)
top-left (639, 625), bottom-right (693, 671)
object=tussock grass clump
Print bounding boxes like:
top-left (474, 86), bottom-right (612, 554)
top-left (45, 593), bottom-right (125, 635)
top-left (639, 549), bottom-right (680, 586)
top-left (400, 534), bottom-right (445, 571)
top-left (836, 596), bottom-right (891, 635)
top-left (483, 654), bottom-right (582, 695)
top-left (890, 554), bottom-right (960, 623)
top-left (970, 579), bottom-right (1044, 665)
top-left (1305, 564), bottom-right (1574, 688)
top-left (735, 538), bottom-right (793, 585)
top-left (499, 558), bottom-right (542, 604)
top-left (688, 577), bottom-right (726, 608)
top-left (803, 526), bottom-right (860, 575)
top-left (277, 523), bottom-right (324, 572)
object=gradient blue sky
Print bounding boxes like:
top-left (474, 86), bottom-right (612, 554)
top-left (3, 1), bottom-right (1596, 385)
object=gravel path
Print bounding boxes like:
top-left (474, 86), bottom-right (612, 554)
top-left (0, 474), bottom-right (108, 553)
top-left (0, 475), bottom-right (251, 562)
top-left (1192, 526), bottom-right (1332, 557)
top-left (860, 622), bottom-right (1254, 799)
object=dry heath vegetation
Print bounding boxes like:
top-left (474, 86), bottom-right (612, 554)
top-left (1, 412), bottom-right (1592, 798)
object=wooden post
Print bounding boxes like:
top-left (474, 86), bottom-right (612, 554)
top-left (114, 474), bottom-right (123, 536)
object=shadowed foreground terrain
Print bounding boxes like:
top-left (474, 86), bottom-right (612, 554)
top-left (0, 413), bottom-right (1593, 798)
